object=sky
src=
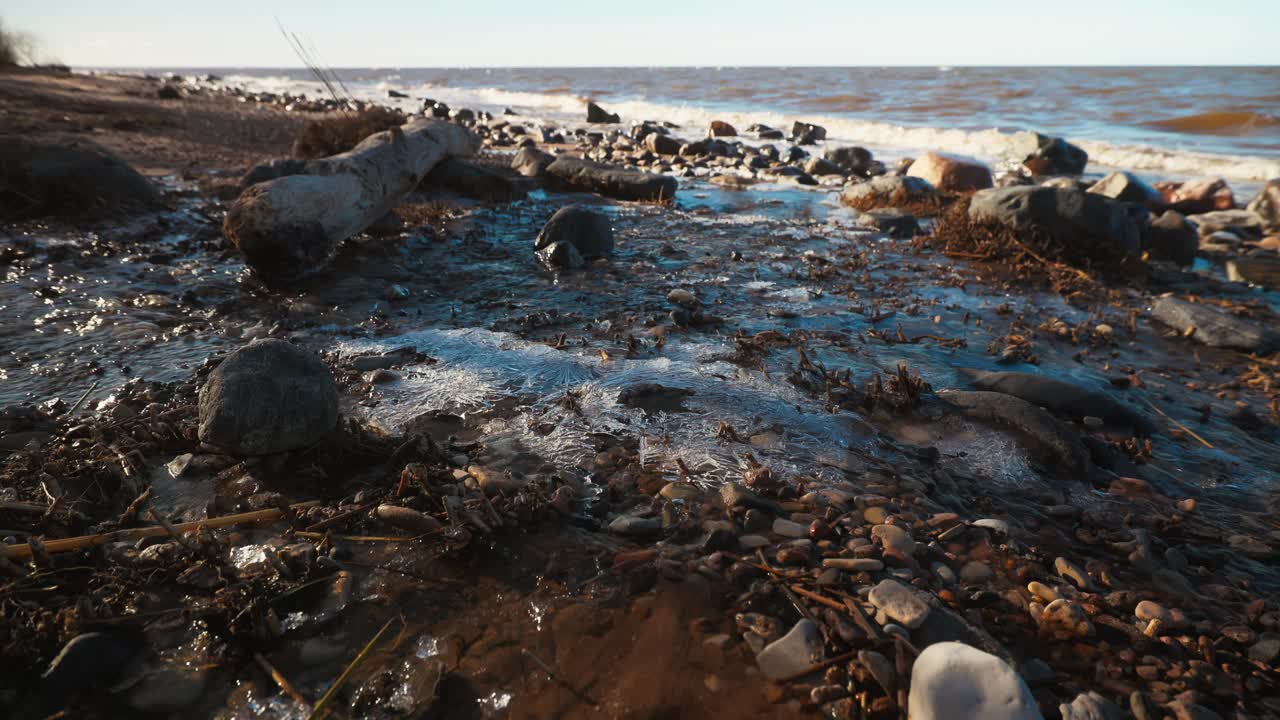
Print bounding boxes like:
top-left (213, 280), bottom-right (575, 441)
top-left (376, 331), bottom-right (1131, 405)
top-left (5, 0), bottom-right (1279, 68)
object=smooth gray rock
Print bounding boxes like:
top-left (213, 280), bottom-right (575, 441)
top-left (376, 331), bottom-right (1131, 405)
top-left (534, 205), bottom-right (614, 260)
top-left (1246, 178), bottom-right (1280, 230)
top-left (511, 146), bottom-right (554, 177)
top-left (824, 146), bottom-right (875, 175)
top-left (755, 619), bottom-right (823, 680)
top-left (908, 641), bottom-right (1042, 720)
top-left (858, 209), bottom-right (919, 238)
top-left (1151, 296), bottom-right (1280, 353)
top-left (937, 389), bottom-right (1090, 474)
top-left (198, 339), bottom-right (340, 456)
top-left (968, 185), bottom-right (1142, 262)
top-left (1058, 690), bottom-right (1126, 720)
top-left (425, 157), bottom-right (526, 202)
top-left (961, 369), bottom-right (1156, 434)
top-left (1087, 171), bottom-right (1163, 207)
top-left (535, 240), bottom-right (584, 269)
top-left (546, 156), bottom-right (677, 202)
top-left (868, 579), bottom-right (931, 629)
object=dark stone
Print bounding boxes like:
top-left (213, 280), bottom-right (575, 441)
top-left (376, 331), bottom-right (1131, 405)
top-left (534, 205), bottom-right (614, 260)
top-left (425, 158), bottom-right (527, 202)
top-left (1151, 296), bottom-right (1280, 353)
top-left (546, 156), bottom-right (677, 202)
top-left (1087, 171), bottom-right (1164, 208)
top-left (239, 157), bottom-right (308, 191)
top-left (1022, 133), bottom-right (1089, 176)
top-left (386, 89), bottom-right (408, 98)
top-left (804, 157), bottom-right (845, 176)
top-left (156, 85), bottom-right (182, 100)
top-left (511, 146), bottom-right (554, 177)
top-left (425, 101), bottom-right (450, 118)
top-left (198, 339), bottom-right (340, 456)
top-left (961, 369), bottom-right (1156, 434)
top-left (646, 133), bottom-right (682, 156)
top-left (0, 136), bottom-right (162, 219)
top-left (841, 175), bottom-right (939, 209)
top-left (586, 101), bottom-right (620, 124)
top-left (1144, 210), bottom-right (1199, 266)
top-left (791, 121), bottom-right (827, 144)
top-left (42, 631), bottom-right (144, 693)
top-left (536, 241), bottom-right (584, 269)
top-left (858, 209), bottom-right (919, 238)
top-left (968, 185), bottom-right (1143, 262)
top-left (824, 146), bottom-right (875, 175)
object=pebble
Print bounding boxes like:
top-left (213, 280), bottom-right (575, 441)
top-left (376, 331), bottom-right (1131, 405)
top-left (868, 579), bottom-right (931, 629)
top-left (1041, 598), bottom-right (1093, 638)
top-left (1135, 600), bottom-right (1188, 629)
top-left (659, 482), bottom-right (701, 500)
top-left (374, 504), bottom-right (443, 533)
top-left (973, 518), bottom-right (1010, 536)
top-left (959, 561), bottom-right (993, 584)
top-left (738, 534), bottom-right (771, 549)
top-left (871, 524), bottom-right (916, 553)
top-left (1248, 632), bottom-right (1280, 664)
top-left (755, 619), bottom-right (823, 680)
top-left (863, 506), bottom-right (889, 524)
top-left (931, 562), bottom-right (957, 586)
top-left (823, 558), bottom-right (884, 572)
top-left (467, 465), bottom-right (529, 495)
top-left (608, 514), bottom-right (663, 536)
top-left (1059, 690), bottom-right (1125, 720)
top-left (1055, 556), bottom-right (1093, 590)
top-left (772, 518), bottom-right (808, 538)
top-left (1027, 581), bottom-right (1060, 603)
top-left (666, 288), bottom-right (697, 306)
top-left (858, 650), bottom-right (896, 694)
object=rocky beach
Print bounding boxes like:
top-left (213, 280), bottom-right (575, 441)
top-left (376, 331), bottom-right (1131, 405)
top-left (1, 65), bottom-right (1279, 720)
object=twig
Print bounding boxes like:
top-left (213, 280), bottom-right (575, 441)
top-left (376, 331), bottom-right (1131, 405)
top-left (1, 502), bottom-right (320, 561)
top-left (1142, 398), bottom-right (1214, 449)
top-left (149, 509), bottom-right (198, 552)
top-left (118, 486), bottom-right (154, 526)
top-left (255, 652), bottom-right (312, 710)
top-left (68, 380), bottom-right (100, 414)
top-left (522, 648), bottom-right (600, 707)
top-left (308, 617), bottom-right (398, 720)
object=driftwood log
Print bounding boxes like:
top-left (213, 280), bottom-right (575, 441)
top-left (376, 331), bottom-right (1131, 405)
top-left (223, 119), bottom-right (478, 282)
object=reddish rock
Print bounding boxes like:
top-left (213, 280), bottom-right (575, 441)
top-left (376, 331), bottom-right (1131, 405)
top-left (906, 152), bottom-right (993, 193)
top-left (1109, 476), bottom-right (1155, 498)
top-left (1156, 177), bottom-right (1235, 215)
top-left (708, 120), bottom-right (737, 137)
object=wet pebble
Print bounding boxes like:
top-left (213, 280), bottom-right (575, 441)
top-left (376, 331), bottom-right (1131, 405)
top-left (868, 579), bottom-right (931, 629)
top-left (755, 619), bottom-right (822, 680)
top-left (1055, 556), bottom-right (1093, 590)
top-left (375, 504), bottom-right (443, 533)
top-left (125, 667), bottom-right (208, 713)
top-left (823, 558), bottom-right (883, 572)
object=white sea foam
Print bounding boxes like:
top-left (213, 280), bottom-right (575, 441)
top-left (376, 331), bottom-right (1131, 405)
top-left (220, 73), bottom-right (1280, 183)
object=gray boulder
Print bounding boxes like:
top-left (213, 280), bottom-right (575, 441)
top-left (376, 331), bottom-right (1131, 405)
top-left (1087, 171), bottom-right (1163, 208)
top-left (1143, 210), bottom-right (1199, 266)
top-left (546, 156), bottom-right (677, 202)
top-left (858, 209), bottom-right (919, 238)
top-left (1151, 296), bottom-right (1280, 353)
top-left (645, 133), bottom-right (681, 156)
top-left (1187, 209), bottom-right (1265, 241)
top-left (0, 136), bottom-right (162, 219)
top-left (198, 340), bottom-right (340, 456)
top-left (804, 156), bottom-right (845, 176)
top-left (535, 205), bottom-right (613, 260)
top-left (937, 389), bottom-right (1090, 474)
top-left (968, 185), bottom-right (1143, 262)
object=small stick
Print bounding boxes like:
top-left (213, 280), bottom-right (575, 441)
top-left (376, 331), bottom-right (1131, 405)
top-left (68, 380), bottom-right (101, 414)
top-left (308, 617), bottom-right (397, 720)
top-left (118, 486), bottom-right (154, 526)
top-left (1143, 398), bottom-right (1214, 449)
top-left (1, 502), bottom-right (320, 561)
top-left (522, 648), bottom-right (599, 707)
top-left (149, 509), bottom-right (198, 552)
top-left (292, 531), bottom-right (420, 543)
top-left (776, 649), bottom-right (858, 683)
top-left (255, 652), bottom-right (312, 710)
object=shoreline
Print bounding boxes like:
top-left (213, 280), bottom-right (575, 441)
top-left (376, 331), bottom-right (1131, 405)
top-left (1, 67), bottom-right (1279, 719)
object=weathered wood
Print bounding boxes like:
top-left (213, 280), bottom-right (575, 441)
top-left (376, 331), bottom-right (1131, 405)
top-left (223, 119), bottom-right (478, 282)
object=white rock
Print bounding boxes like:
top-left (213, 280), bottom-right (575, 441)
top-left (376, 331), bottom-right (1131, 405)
top-left (908, 642), bottom-right (1042, 720)
top-left (755, 619), bottom-right (822, 680)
